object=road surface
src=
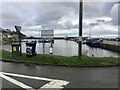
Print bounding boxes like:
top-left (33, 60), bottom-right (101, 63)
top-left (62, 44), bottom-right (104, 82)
top-left (0, 61), bottom-right (119, 90)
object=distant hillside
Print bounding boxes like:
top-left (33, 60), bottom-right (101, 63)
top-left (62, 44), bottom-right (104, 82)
top-left (1, 28), bottom-right (26, 38)
top-left (0, 28), bottom-right (26, 43)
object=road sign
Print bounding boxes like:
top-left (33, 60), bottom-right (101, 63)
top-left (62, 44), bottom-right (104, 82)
top-left (41, 30), bottom-right (54, 39)
top-left (14, 26), bottom-right (21, 32)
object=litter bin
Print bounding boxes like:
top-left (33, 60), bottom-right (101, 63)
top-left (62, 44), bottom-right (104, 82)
top-left (26, 41), bottom-right (37, 57)
top-left (11, 43), bottom-right (21, 57)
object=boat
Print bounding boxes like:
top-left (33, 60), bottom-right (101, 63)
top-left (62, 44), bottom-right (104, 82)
top-left (64, 36), bottom-right (69, 40)
top-left (86, 39), bottom-right (101, 47)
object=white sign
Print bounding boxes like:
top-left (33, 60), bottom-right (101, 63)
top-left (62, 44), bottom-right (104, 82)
top-left (79, 36), bottom-right (82, 41)
top-left (41, 30), bottom-right (54, 39)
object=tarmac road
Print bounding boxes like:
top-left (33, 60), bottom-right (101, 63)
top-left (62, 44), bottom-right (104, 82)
top-left (0, 61), bottom-right (119, 90)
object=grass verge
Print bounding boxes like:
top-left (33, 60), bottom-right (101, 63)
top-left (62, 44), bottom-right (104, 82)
top-left (1, 50), bottom-right (119, 67)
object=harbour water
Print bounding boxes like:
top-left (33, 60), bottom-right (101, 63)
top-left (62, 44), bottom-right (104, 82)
top-left (2, 39), bottom-right (118, 57)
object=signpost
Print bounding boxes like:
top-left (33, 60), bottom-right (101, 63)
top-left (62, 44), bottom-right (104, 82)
top-left (14, 26), bottom-right (22, 56)
top-left (41, 30), bottom-right (54, 55)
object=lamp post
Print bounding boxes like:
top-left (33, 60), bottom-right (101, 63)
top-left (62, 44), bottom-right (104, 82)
top-left (78, 0), bottom-right (83, 56)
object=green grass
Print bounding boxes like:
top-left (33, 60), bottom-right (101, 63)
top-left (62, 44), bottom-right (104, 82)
top-left (1, 50), bottom-right (119, 66)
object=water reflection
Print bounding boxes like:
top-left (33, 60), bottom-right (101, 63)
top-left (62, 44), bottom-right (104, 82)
top-left (2, 39), bottom-right (118, 57)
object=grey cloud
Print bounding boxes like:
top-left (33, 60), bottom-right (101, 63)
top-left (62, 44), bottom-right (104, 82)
top-left (84, 28), bottom-right (118, 36)
top-left (34, 2), bottom-right (78, 28)
top-left (2, 2), bottom-right (32, 28)
top-left (96, 19), bottom-right (112, 24)
top-left (2, 2), bottom-right (119, 38)
top-left (73, 24), bottom-right (79, 28)
top-left (83, 2), bottom-right (116, 19)
top-left (101, 2), bottom-right (116, 15)
top-left (2, 8), bottom-right (24, 27)
top-left (64, 20), bottom-right (73, 29)
top-left (2, 2), bottom-right (116, 28)
top-left (111, 2), bottom-right (120, 25)
top-left (93, 30), bottom-right (118, 35)
top-left (89, 22), bottom-right (99, 27)
top-left (83, 2), bottom-right (119, 27)
top-left (21, 30), bottom-right (39, 37)
top-left (97, 19), bottom-right (105, 22)
top-left (54, 32), bottom-right (78, 37)
top-left (84, 2), bottom-right (103, 18)
top-left (59, 20), bottom-right (79, 29)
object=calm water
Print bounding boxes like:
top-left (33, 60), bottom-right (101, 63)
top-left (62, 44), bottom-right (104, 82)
top-left (2, 39), bottom-right (119, 57)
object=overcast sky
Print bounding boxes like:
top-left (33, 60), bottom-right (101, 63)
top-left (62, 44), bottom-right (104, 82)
top-left (1, 0), bottom-right (120, 38)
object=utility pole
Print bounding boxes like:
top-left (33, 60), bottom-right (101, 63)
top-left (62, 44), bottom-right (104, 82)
top-left (78, 0), bottom-right (83, 56)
